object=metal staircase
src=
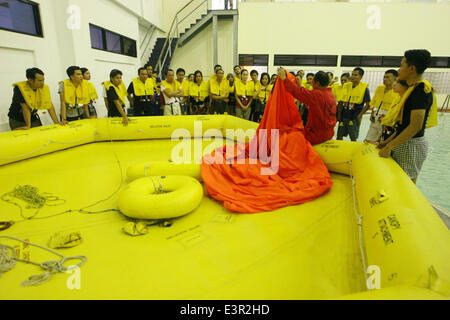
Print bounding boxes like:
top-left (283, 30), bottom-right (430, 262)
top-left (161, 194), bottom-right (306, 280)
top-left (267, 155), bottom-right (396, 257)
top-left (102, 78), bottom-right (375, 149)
top-left (145, 0), bottom-right (238, 79)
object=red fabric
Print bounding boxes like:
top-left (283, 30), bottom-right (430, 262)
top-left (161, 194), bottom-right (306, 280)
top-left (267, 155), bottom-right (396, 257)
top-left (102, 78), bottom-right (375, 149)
top-left (284, 78), bottom-right (337, 145)
top-left (201, 72), bottom-right (333, 213)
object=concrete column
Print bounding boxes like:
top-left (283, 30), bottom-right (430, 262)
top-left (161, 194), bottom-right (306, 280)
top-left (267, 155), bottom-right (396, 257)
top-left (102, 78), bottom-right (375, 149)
top-left (233, 14), bottom-right (238, 66)
top-left (213, 15), bottom-right (218, 67)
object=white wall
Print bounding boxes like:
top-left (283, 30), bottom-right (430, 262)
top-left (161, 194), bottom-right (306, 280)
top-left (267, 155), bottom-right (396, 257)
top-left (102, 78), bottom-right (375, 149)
top-left (170, 19), bottom-right (234, 80)
top-left (239, 2), bottom-right (450, 56)
top-left (143, 0), bottom-right (164, 30)
top-left (0, 0), bottom-right (160, 130)
top-left (238, 2), bottom-right (450, 106)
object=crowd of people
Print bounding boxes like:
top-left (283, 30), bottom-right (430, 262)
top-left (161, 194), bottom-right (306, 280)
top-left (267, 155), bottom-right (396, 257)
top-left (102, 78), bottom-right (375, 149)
top-left (6, 49), bottom-right (437, 183)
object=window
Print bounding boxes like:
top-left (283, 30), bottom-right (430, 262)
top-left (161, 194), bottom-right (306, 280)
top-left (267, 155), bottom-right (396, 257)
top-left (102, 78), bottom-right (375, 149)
top-left (239, 54), bottom-right (269, 67)
top-left (274, 55), bottom-right (338, 66)
top-left (122, 37), bottom-right (137, 58)
top-left (342, 55), bottom-right (450, 68)
top-left (342, 55), bottom-right (396, 67)
top-left (0, 0), bottom-right (43, 37)
top-left (105, 31), bottom-right (121, 54)
top-left (431, 57), bottom-right (450, 68)
top-left (89, 24), bottom-right (104, 50)
top-left (89, 23), bottom-right (137, 58)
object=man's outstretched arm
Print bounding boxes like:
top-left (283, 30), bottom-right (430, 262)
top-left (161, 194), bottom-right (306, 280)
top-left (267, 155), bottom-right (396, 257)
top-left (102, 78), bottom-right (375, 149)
top-left (278, 68), bottom-right (315, 106)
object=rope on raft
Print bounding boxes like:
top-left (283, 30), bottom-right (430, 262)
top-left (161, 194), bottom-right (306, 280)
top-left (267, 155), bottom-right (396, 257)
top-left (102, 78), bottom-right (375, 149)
top-left (0, 235), bottom-right (87, 286)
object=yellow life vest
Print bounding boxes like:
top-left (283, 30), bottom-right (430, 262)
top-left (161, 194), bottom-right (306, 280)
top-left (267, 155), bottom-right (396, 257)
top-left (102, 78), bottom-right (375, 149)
top-left (177, 80), bottom-right (190, 97)
top-left (228, 83), bottom-right (235, 94)
top-left (161, 80), bottom-right (180, 93)
top-left (235, 80), bottom-right (255, 97)
top-left (87, 81), bottom-right (98, 101)
top-left (210, 78), bottom-right (229, 96)
top-left (331, 83), bottom-right (340, 99)
top-left (103, 81), bottom-right (128, 105)
top-left (258, 84), bottom-right (273, 101)
top-left (61, 79), bottom-right (90, 105)
top-left (371, 85), bottom-right (399, 112)
top-left (13, 81), bottom-right (52, 110)
top-left (340, 82), bottom-right (369, 104)
top-left (381, 79), bottom-right (438, 129)
top-left (304, 83), bottom-right (313, 91)
top-left (189, 81), bottom-right (210, 101)
top-left (132, 77), bottom-right (154, 97)
top-left (252, 81), bottom-right (261, 95)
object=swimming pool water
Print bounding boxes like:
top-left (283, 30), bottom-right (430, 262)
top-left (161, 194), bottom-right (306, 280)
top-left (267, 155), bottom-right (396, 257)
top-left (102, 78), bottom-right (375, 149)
top-left (336, 113), bottom-right (450, 212)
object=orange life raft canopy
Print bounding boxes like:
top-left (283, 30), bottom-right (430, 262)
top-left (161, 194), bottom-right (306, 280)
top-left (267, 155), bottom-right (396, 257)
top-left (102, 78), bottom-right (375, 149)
top-left (201, 73), bottom-right (333, 213)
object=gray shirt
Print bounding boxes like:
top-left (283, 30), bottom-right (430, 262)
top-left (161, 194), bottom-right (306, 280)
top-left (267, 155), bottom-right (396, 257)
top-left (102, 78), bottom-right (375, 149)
top-left (58, 82), bottom-right (85, 118)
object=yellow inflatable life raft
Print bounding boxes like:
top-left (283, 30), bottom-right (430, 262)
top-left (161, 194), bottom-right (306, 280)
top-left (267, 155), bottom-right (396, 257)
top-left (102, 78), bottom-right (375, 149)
top-left (0, 115), bottom-right (448, 300)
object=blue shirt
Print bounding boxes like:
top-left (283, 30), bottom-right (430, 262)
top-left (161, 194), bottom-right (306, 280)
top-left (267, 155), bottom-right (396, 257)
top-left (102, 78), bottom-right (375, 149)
top-left (342, 87), bottom-right (371, 120)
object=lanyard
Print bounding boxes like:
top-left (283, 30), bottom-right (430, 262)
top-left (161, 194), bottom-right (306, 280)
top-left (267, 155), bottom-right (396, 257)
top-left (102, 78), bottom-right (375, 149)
top-left (375, 91), bottom-right (386, 116)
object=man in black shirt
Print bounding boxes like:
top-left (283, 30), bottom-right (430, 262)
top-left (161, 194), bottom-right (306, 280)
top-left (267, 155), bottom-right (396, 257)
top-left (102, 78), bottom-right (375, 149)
top-left (127, 67), bottom-right (154, 116)
top-left (8, 68), bottom-right (65, 130)
top-left (378, 49), bottom-right (433, 184)
top-left (106, 69), bottom-right (129, 126)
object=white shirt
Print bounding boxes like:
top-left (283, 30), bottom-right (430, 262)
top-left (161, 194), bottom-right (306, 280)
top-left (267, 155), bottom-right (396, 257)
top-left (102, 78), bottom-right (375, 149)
top-left (161, 82), bottom-right (181, 105)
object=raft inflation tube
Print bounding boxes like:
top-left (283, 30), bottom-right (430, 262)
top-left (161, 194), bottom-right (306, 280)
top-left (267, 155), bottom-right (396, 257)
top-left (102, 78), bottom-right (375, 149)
top-left (0, 116), bottom-right (449, 299)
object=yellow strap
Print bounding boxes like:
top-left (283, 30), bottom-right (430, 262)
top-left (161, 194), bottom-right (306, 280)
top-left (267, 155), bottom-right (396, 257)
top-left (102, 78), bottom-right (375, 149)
top-left (87, 81), bottom-right (98, 100)
top-left (13, 81), bottom-right (52, 110)
top-left (104, 81), bottom-right (128, 104)
top-left (62, 79), bottom-right (90, 105)
top-left (341, 82), bottom-right (368, 104)
top-left (132, 78), bottom-right (154, 97)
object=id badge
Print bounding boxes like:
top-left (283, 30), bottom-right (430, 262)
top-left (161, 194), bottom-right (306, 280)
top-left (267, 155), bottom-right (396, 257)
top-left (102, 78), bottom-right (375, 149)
top-left (37, 109), bottom-right (53, 126)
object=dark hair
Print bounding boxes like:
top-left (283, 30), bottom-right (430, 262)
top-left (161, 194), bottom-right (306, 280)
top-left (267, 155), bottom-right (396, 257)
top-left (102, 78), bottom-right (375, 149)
top-left (353, 67), bottom-right (364, 77)
top-left (250, 70), bottom-right (259, 76)
top-left (227, 73), bottom-right (234, 79)
top-left (290, 72), bottom-right (296, 77)
top-left (260, 72), bottom-right (270, 84)
top-left (297, 70), bottom-right (304, 75)
top-left (271, 74), bottom-right (277, 79)
top-left (66, 66), bottom-right (81, 78)
top-left (214, 64), bottom-right (222, 70)
top-left (145, 64), bottom-right (153, 69)
top-left (110, 69), bottom-right (122, 79)
top-left (327, 71), bottom-right (333, 77)
top-left (176, 68), bottom-right (185, 75)
top-left (385, 69), bottom-right (398, 77)
top-left (81, 68), bottom-right (89, 75)
top-left (138, 67), bottom-right (148, 75)
top-left (306, 73), bottom-right (314, 78)
top-left (234, 65), bottom-right (240, 70)
top-left (397, 79), bottom-right (409, 87)
top-left (194, 70), bottom-right (203, 82)
top-left (166, 68), bottom-right (174, 76)
top-left (188, 73), bottom-right (194, 79)
top-left (26, 68), bottom-right (44, 80)
top-left (240, 69), bottom-right (248, 75)
top-left (341, 72), bottom-right (350, 78)
top-left (314, 71), bottom-right (330, 87)
top-left (404, 49), bottom-right (431, 75)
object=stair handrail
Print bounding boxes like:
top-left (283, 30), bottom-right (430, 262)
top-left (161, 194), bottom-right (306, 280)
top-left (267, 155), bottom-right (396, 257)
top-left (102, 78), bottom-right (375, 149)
top-left (155, 0), bottom-right (194, 75)
top-left (177, 0), bottom-right (210, 35)
top-left (155, 0), bottom-right (209, 77)
top-left (140, 25), bottom-right (156, 62)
